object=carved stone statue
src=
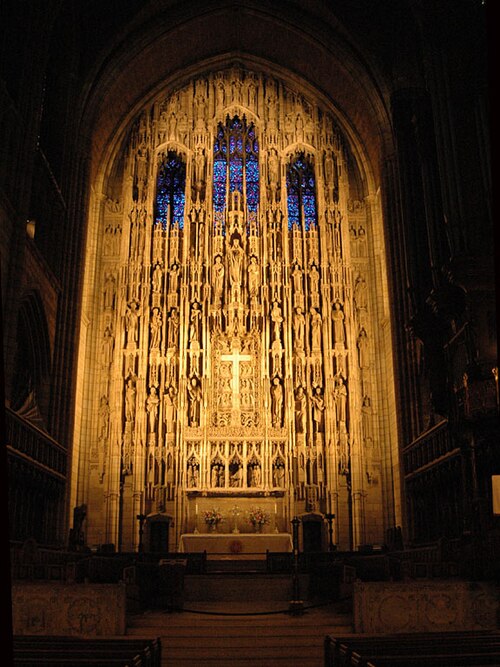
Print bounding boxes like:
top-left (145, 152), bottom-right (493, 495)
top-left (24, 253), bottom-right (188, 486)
top-left (228, 236), bottom-right (244, 292)
top-left (271, 301), bottom-right (283, 339)
top-left (188, 460), bottom-right (199, 488)
top-left (211, 464), bottom-right (223, 487)
top-left (125, 377), bottom-right (136, 423)
top-left (311, 387), bottom-right (325, 432)
top-left (271, 336), bottom-right (283, 377)
top-left (152, 264), bottom-right (162, 293)
top-left (293, 307), bottom-right (305, 350)
top-left (292, 263), bottom-right (303, 296)
top-left (333, 301), bottom-right (346, 346)
top-left (268, 148), bottom-right (279, 199)
top-left (250, 464), bottom-right (261, 487)
top-left (310, 307), bottom-right (322, 351)
top-left (193, 146), bottom-right (205, 196)
top-left (335, 375), bottom-right (347, 424)
top-left (167, 307), bottom-right (179, 348)
top-left (247, 255), bottom-right (260, 299)
top-left (98, 395), bottom-right (110, 441)
top-left (125, 301), bottom-right (140, 347)
top-left (149, 307), bottom-right (162, 349)
top-left (273, 463), bottom-right (285, 488)
top-left (187, 376), bottom-right (202, 426)
top-left (189, 302), bottom-right (201, 343)
top-left (354, 275), bottom-right (367, 310)
top-left (357, 328), bottom-right (369, 368)
top-left (101, 326), bottom-right (114, 368)
top-left (294, 385), bottom-right (307, 433)
top-left (309, 263), bottom-right (320, 300)
top-left (164, 385), bottom-right (177, 433)
top-left (361, 395), bottom-right (373, 444)
top-left (230, 464), bottom-right (243, 487)
top-left (271, 377), bottom-right (283, 427)
top-left (213, 254), bottom-right (225, 303)
top-left (169, 262), bottom-right (180, 294)
top-left (146, 386), bottom-right (160, 434)
top-left (103, 273), bottom-right (116, 310)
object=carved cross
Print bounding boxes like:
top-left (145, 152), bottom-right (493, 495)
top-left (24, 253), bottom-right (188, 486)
top-left (220, 339), bottom-right (252, 413)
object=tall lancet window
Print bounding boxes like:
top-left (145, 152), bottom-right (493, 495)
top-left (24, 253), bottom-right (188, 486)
top-left (213, 115), bottom-right (260, 231)
top-left (286, 154), bottom-right (318, 231)
top-left (155, 152), bottom-right (186, 228)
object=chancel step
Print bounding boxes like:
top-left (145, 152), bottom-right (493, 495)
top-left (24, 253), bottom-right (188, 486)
top-left (127, 602), bottom-right (353, 667)
top-left (183, 572), bottom-right (310, 602)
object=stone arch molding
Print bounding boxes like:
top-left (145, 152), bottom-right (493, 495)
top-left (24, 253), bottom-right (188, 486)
top-left (75, 64), bottom-right (398, 552)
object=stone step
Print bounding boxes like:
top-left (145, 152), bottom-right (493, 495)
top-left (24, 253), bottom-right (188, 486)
top-left (183, 572), bottom-right (310, 601)
top-left (127, 603), bottom-right (353, 666)
top-left (205, 557), bottom-right (268, 573)
top-left (159, 645), bottom-right (325, 666)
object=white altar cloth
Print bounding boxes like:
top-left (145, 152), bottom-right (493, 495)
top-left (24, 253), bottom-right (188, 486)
top-left (178, 532), bottom-right (293, 554)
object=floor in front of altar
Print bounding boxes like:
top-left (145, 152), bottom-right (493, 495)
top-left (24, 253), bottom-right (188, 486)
top-left (127, 600), bottom-right (354, 666)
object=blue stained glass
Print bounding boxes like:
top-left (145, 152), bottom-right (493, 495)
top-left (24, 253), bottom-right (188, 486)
top-left (287, 191), bottom-right (300, 227)
top-left (246, 157), bottom-right (259, 181)
top-left (213, 157), bottom-right (227, 212)
top-left (230, 117), bottom-right (242, 131)
top-left (230, 158), bottom-right (243, 193)
top-left (213, 116), bottom-right (260, 228)
top-left (286, 154), bottom-right (317, 231)
top-left (155, 152), bottom-right (186, 229)
top-left (247, 183), bottom-right (259, 211)
top-left (246, 154), bottom-right (259, 212)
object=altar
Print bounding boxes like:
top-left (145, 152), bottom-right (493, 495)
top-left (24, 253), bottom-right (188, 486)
top-left (178, 532), bottom-right (293, 555)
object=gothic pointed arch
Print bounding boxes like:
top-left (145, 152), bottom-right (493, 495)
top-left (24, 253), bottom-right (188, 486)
top-left (11, 291), bottom-right (52, 428)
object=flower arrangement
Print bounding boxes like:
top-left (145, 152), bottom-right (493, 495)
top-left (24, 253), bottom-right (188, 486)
top-left (204, 508), bottom-right (224, 527)
top-left (248, 506), bottom-right (270, 527)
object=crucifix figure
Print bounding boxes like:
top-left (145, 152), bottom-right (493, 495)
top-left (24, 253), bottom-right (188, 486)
top-left (220, 338), bottom-right (252, 420)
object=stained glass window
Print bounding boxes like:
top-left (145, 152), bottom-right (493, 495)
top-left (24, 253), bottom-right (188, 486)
top-left (155, 152), bottom-right (186, 228)
top-left (286, 154), bottom-right (317, 231)
top-left (213, 116), bottom-right (259, 230)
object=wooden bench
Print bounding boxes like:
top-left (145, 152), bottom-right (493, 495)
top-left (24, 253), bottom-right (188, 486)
top-left (324, 631), bottom-right (500, 667)
top-left (13, 636), bottom-right (161, 667)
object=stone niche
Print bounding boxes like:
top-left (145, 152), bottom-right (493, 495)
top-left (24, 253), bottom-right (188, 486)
top-left (12, 582), bottom-right (127, 636)
top-left (353, 581), bottom-right (499, 634)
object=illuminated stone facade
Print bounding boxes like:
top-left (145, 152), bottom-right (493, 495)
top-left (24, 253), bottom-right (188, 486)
top-left (76, 68), bottom-right (399, 551)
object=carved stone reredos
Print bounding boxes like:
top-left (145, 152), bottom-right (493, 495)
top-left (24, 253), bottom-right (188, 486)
top-left (85, 64), bottom-right (391, 551)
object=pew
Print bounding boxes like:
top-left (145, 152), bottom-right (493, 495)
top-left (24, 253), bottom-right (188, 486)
top-left (13, 636), bottom-right (161, 667)
top-left (324, 631), bottom-right (500, 667)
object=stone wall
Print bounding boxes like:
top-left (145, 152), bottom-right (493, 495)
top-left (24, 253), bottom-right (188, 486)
top-left (354, 581), bottom-right (499, 634)
top-left (12, 583), bottom-right (127, 636)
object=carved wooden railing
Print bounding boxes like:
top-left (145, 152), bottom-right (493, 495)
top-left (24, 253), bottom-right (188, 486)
top-left (5, 407), bottom-right (67, 478)
top-left (402, 419), bottom-right (458, 476)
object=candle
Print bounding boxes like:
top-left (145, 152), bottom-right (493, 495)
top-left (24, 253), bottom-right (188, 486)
top-left (195, 503), bottom-right (198, 516)
top-left (274, 502), bottom-right (277, 514)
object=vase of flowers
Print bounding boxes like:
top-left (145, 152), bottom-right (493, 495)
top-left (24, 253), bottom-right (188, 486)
top-left (248, 507), bottom-right (270, 533)
top-left (204, 508), bottom-right (224, 532)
